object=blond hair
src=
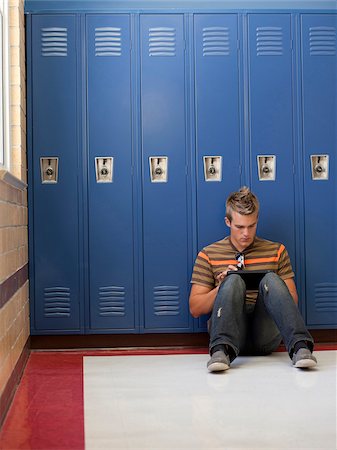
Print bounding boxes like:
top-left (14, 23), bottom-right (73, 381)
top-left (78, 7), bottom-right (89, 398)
top-left (226, 186), bottom-right (259, 221)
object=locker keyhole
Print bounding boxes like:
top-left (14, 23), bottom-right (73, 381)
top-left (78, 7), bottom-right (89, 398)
top-left (262, 157), bottom-right (270, 174)
top-left (209, 165), bottom-right (216, 175)
top-left (314, 156), bottom-right (324, 174)
top-left (101, 159), bottom-right (109, 176)
top-left (208, 158), bottom-right (216, 175)
top-left (46, 159), bottom-right (54, 177)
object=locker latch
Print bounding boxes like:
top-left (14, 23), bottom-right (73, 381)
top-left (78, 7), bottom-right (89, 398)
top-left (257, 155), bottom-right (276, 181)
top-left (40, 157), bottom-right (59, 184)
top-left (203, 156), bottom-right (222, 182)
top-left (310, 155), bottom-right (329, 180)
top-left (95, 157), bottom-right (113, 183)
top-left (149, 157), bottom-right (168, 183)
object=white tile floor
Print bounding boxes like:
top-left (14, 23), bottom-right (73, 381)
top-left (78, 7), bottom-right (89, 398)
top-left (84, 351), bottom-right (336, 449)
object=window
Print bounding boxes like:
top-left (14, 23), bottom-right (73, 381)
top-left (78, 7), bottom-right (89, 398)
top-left (0, 0), bottom-right (9, 168)
top-left (0, 10), bottom-right (3, 165)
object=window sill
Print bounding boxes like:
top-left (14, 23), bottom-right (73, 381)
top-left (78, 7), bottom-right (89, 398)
top-left (0, 169), bottom-right (27, 191)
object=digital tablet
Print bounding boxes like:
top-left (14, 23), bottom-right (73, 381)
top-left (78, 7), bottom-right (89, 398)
top-left (227, 270), bottom-right (271, 290)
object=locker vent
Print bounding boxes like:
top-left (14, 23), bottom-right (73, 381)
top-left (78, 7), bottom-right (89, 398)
top-left (43, 287), bottom-right (71, 317)
top-left (149, 28), bottom-right (176, 57)
top-left (309, 27), bottom-right (336, 56)
top-left (203, 27), bottom-right (230, 56)
top-left (315, 283), bottom-right (337, 312)
top-left (98, 286), bottom-right (125, 316)
top-left (95, 27), bottom-right (122, 57)
top-left (256, 27), bottom-right (283, 56)
top-left (153, 286), bottom-right (180, 316)
top-left (41, 28), bottom-right (68, 57)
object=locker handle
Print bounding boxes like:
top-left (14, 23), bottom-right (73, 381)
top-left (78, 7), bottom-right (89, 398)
top-left (310, 155), bottom-right (329, 181)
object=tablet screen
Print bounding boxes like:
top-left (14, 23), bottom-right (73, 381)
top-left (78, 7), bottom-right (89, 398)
top-left (227, 270), bottom-right (271, 290)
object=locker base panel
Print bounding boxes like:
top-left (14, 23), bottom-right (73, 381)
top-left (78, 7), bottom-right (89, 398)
top-left (29, 332), bottom-right (210, 350)
top-left (29, 329), bottom-right (336, 350)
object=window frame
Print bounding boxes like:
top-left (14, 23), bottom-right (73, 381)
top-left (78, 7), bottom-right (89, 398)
top-left (0, 0), bottom-right (10, 169)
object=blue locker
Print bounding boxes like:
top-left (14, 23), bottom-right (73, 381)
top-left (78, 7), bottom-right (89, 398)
top-left (140, 15), bottom-right (191, 331)
top-left (248, 14), bottom-right (296, 263)
top-left (301, 14), bottom-right (337, 326)
top-left (86, 15), bottom-right (136, 331)
top-left (194, 14), bottom-right (241, 248)
top-left (31, 15), bottom-right (81, 332)
top-left (194, 14), bottom-right (241, 331)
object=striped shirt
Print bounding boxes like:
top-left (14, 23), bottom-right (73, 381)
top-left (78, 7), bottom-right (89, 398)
top-left (191, 236), bottom-right (294, 305)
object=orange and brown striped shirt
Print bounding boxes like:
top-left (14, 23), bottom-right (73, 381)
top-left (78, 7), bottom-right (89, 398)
top-left (191, 236), bottom-right (294, 305)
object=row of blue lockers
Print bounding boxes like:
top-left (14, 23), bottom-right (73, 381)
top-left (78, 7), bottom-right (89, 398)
top-left (25, 2), bottom-right (337, 334)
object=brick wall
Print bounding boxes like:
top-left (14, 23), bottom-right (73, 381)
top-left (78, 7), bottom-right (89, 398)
top-left (0, 0), bottom-right (29, 418)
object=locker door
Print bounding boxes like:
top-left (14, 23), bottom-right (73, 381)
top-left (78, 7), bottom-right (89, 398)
top-left (248, 14), bottom-right (296, 262)
top-left (194, 14), bottom-right (241, 331)
top-left (31, 15), bottom-right (81, 332)
top-left (140, 15), bottom-right (191, 331)
top-left (301, 14), bottom-right (337, 326)
top-left (87, 15), bottom-right (136, 331)
top-left (194, 14), bottom-right (241, 249)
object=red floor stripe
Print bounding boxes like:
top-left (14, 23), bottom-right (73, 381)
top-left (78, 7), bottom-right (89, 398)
top-left (0, 353), bottom-right (84, 450)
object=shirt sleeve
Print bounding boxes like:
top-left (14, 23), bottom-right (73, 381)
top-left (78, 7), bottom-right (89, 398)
top-left (277, 245), bottom-right (295, 280)
top-left (190, 250), bottom-right (215, 288)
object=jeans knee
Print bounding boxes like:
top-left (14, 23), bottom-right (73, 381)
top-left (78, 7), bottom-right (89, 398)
top-left (220, 273), bottom-right (246, 292)
top-left (259, 272), bottom-right (288, 298)
top-left (263, 271), bottom-right (279, 282)
top-left (261, 272), bottom-right (281, 288)
top-left (215, 274), bottom-right (246, 308)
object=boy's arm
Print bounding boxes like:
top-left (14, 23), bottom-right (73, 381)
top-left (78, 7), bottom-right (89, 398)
top-left (189, 283), bottom-right (219, 318)
top-left (284, 278), bottom-right (299, 305)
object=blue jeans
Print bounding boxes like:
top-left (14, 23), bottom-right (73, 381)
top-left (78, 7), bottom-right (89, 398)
top-left (209, 272), bottom-right (314, 361)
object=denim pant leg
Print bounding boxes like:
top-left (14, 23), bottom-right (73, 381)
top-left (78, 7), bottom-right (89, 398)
top-left (248, 294), bottom-right (283, 356)
top-left (257, 272), bottom-right (314, 357)
top-left (209, 274), bottom-right (246, 359)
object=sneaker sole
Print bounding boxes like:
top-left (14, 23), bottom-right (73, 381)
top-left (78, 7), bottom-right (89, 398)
top-left (294, 359), bottom-right (317, 369)
top-left (207, 362), bottom-right (230, 372)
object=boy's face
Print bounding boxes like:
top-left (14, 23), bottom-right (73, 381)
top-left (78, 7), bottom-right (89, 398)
top-left (225, 211), bottom-right (258, 252)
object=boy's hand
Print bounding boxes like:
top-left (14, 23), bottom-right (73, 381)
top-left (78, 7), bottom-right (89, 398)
top-left (216, 265), bottom-right (238, 283)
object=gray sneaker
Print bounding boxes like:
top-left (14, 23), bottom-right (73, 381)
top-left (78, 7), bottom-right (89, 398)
top-left (207, 350), bottom-right (230, 372)
top-left (292, 348), bottom-right (317, 368)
